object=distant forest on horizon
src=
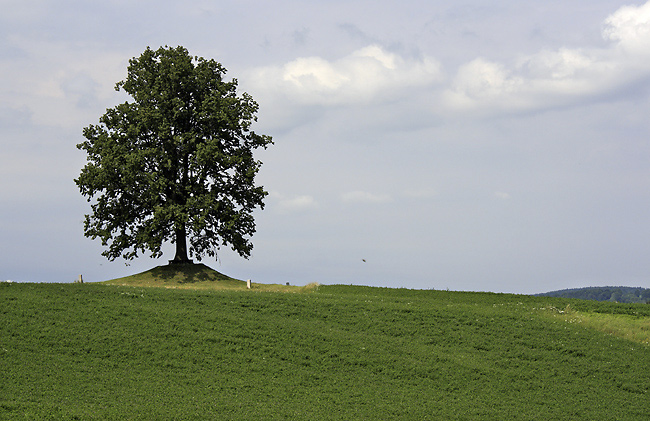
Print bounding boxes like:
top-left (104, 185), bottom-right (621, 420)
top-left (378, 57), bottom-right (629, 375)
top-left (537, 286), bottom-right (650, 304)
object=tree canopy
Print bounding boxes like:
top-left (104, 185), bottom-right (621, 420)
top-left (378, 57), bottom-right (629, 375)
top-left (75, 46), bottom-right (273, 263)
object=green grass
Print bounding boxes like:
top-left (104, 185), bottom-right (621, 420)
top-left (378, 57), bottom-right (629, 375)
top-left (1, 282), bottom-right (649, 419)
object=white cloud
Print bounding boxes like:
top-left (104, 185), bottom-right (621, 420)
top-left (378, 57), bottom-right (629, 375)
top-left (283, 56), bottom-right (349, 91)
top-left (442, 58), bottom-right (524, 110)
top-left (603, 1), bottom-right (650, 53)
top-left (441, 52), bottom-right (613, 113)
top-left (494, 191), bottom-right (511, 200)
top-left (270, 192), bottom-right (318, 214)
top-left (248, 2), bottom-right (650, 126)
top-left (248, 44), bottom-right (444, 107)
top-left (441, 0), bottom-right (650, 115)
top-left (341, 190), bottom-right (392, 204)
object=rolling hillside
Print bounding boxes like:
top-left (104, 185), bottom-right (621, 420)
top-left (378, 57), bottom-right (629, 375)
top-left (1, 282), bottom-right (649, 419)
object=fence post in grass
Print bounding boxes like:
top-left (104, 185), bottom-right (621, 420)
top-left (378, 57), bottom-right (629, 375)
top-left (247, 279), bottom-right (251, 289)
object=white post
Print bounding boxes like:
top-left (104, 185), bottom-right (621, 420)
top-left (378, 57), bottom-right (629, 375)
top-left (78, 274), bottom-right (83, 284)
top-left (246, 279), bottom-right (251, 289)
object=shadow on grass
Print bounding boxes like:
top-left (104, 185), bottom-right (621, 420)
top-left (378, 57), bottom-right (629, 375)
top-left (148, 263), bottom-right (236, 284)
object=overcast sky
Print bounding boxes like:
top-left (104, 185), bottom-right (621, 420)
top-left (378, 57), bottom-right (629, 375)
top-left (2, 0), bottom-right (650, 294)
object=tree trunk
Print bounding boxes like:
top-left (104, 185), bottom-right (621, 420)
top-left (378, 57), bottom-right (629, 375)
top-left (171, 225), bottom-right (192, 264)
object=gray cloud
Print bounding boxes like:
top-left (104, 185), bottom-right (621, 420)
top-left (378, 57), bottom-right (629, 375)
top-left (3, 0), bottom-right (650, 294)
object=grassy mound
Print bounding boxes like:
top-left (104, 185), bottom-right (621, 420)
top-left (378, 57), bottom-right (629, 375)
top-left (102, 262), bottom-right (318, 292)
top-left (102, 263), bottom-right (245, 289)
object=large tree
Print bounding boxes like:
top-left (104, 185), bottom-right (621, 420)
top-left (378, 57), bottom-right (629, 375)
top-left (76, 46), bottom-right (272, 264)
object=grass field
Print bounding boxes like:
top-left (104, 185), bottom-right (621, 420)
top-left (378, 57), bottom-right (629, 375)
top-left (1, 273), bottom-right (649, 419)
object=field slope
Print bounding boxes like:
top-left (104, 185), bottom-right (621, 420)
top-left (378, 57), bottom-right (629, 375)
top-left (1, 283), bottom-right (649, 419)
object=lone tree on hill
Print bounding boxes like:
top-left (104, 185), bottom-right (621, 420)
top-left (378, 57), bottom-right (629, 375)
top-left (76, 46), bottom-right (272, 264)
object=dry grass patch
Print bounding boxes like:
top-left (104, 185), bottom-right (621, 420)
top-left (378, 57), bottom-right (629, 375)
top-left (541, 304), bottom-right (650, 346)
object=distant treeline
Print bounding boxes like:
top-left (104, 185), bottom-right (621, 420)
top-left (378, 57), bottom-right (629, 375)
top-left (536, 286), bottom-right (650, 303)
